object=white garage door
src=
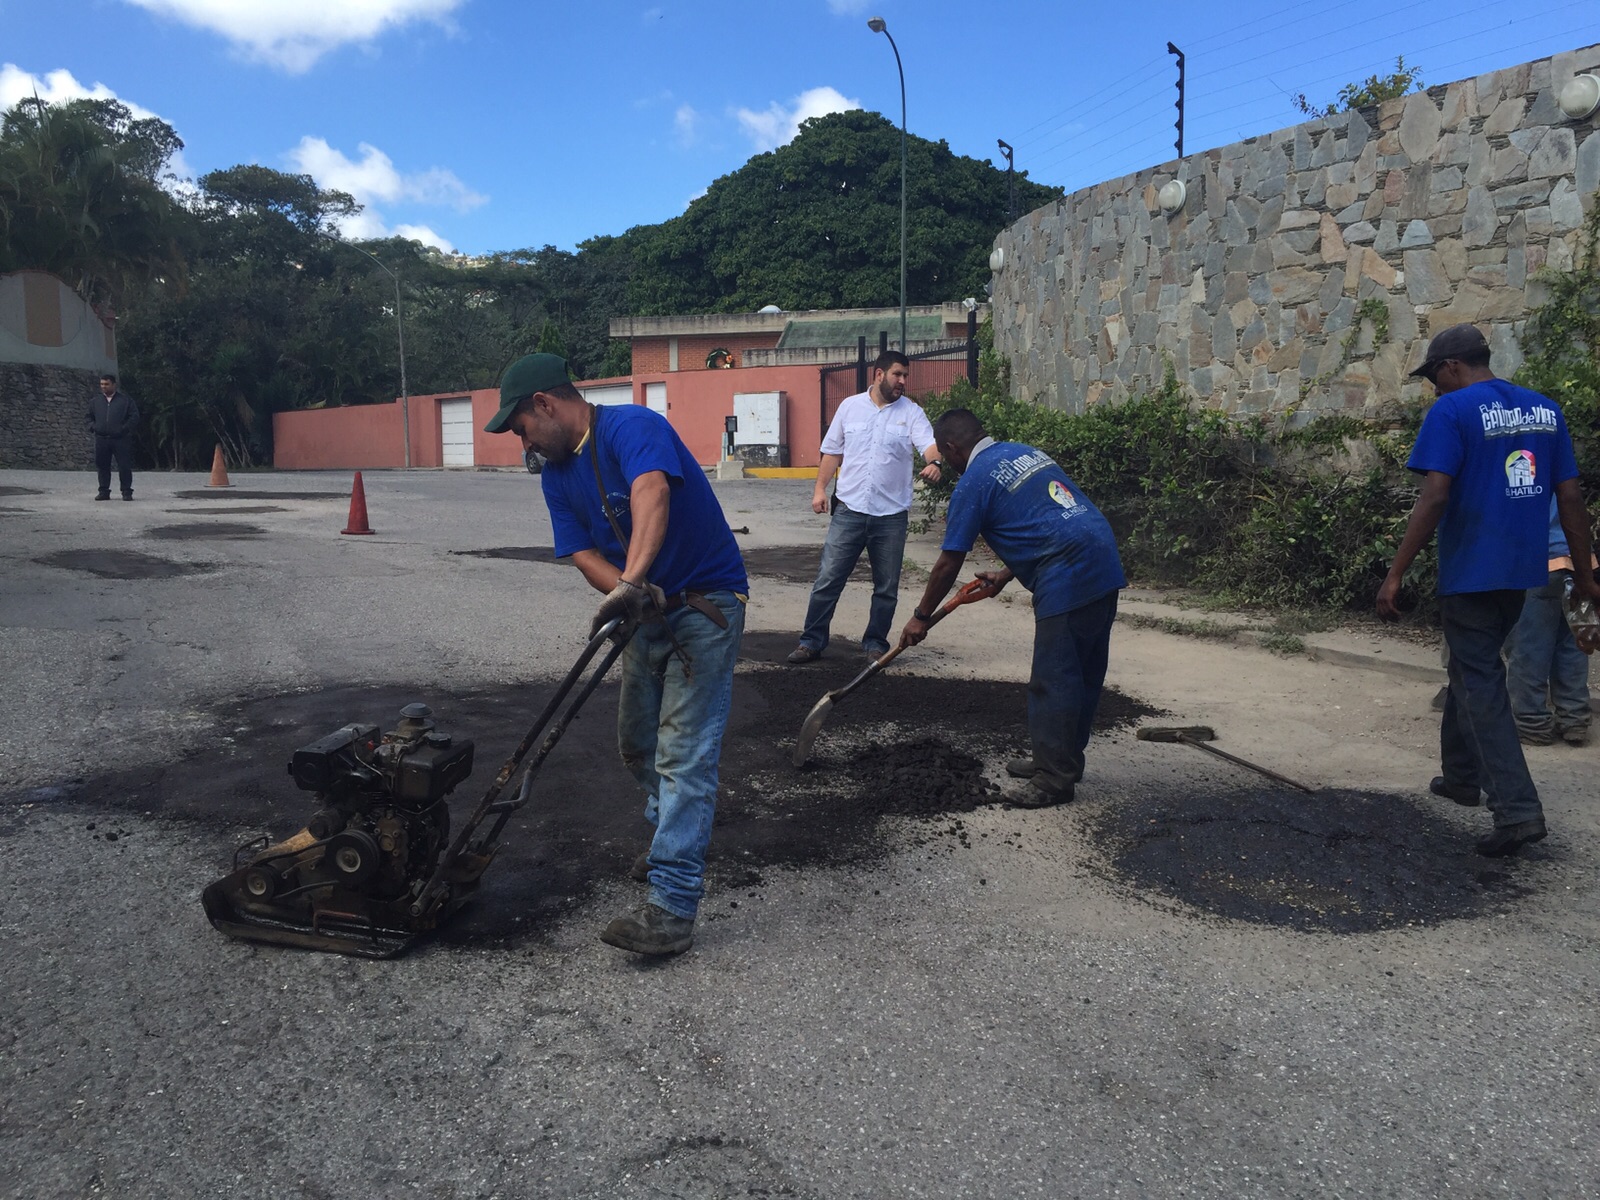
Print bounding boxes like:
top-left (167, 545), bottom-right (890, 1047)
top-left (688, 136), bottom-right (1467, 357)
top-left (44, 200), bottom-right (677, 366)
top-left (439, 398), bottom-right (474, 466)
top-left (583, 384), bottom-right (634, 407)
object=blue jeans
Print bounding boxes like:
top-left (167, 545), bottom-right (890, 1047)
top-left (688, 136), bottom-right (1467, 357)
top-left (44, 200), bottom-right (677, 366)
top-left (1505, 570), bottom-right (1591, 736)
top-left (799, 503), bottom-right (909, 656)
top-left (1438, 590), bottom-right (1543, 827)
top-left (1028, 591), bottom-right (1119, 797)
top-left (618, 591), bottom-right (745, 920)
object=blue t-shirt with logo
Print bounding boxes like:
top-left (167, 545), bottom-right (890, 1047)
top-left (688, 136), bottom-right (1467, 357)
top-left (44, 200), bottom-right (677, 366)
top-left (1407, 378), bottom-right (1578, 595)
top-left (942, 440), bottom-right (1126, 620)
top-left (542, 405), bottom-right (747, 597)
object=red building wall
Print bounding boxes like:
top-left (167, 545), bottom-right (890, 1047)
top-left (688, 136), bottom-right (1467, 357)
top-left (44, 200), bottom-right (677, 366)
top-left (631, 332), bottom-right (782, 374)
top-left (273, 364), bottom-right (841, 471)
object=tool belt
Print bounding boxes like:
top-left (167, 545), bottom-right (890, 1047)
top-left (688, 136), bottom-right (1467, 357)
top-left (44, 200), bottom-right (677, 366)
top-left (653, 589), bottom-right (730, 629)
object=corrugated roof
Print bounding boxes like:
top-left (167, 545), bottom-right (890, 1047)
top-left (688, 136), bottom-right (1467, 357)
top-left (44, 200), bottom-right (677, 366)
top-left (777, 315), bottom-right (945, 349)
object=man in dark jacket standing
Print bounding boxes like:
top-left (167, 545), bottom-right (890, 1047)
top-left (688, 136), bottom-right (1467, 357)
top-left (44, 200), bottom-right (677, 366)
top-left (87, 374), bottom-right (139, 500)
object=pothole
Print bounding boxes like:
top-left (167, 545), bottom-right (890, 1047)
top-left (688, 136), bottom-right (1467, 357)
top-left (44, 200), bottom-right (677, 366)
top-left (32, 549), bottom-right (218, 580)
top-left (147, 523), bottom-right (264, 540)
top-left (172, 490), bottom-right (345, 500)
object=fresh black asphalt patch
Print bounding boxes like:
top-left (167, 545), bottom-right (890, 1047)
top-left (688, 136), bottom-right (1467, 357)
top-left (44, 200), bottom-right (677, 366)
top-left (164, 505), bottom-right (290, 515)
top-left (10, 642), bottom-right (1538, 948)
top-left (32, 549), bottom-right (218, 580)
top-left (0, 485), bottom-right (44, 497)
top-left (1084, 782), bottom-right (1537, 932)
top-left (172, 489), bottom-right (346, 500)
top-left (452, 546), bottom-right (562, 564)
top-left (146, 522), bottom-right (265, 540)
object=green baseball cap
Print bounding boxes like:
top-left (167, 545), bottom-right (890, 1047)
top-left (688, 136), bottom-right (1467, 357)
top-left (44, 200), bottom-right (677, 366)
top-left (484, 353), bottom-right (572, 434)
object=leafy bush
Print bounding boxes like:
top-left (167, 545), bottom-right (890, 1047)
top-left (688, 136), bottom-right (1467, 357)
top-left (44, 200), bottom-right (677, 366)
top-left (922, 322), bottom-right (1435, 615)
top-left (1516, 202), bottom-right (1600, 496)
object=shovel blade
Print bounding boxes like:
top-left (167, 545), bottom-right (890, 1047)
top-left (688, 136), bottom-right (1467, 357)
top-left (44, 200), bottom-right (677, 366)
top-left (792, 694), bottom-right (834, 768)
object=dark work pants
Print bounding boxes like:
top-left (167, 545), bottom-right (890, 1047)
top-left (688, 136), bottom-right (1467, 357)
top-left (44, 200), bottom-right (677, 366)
top-left (1028, 590), bottom-right (1119, 797)
top-left (95, 435), bottom-right (134, 497)
top-left (1439, 590), bottom-right (1543, 827)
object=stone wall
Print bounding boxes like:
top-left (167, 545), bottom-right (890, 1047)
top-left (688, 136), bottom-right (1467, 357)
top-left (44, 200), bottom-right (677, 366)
top-left (0, 363), bottom-right (96, 469)
top-left (991, 44), bottom-right (1600, 417)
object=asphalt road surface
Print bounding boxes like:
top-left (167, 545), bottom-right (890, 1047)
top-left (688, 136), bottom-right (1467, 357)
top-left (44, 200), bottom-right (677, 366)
top-left (2, 468), bottom-right (1597, 1199)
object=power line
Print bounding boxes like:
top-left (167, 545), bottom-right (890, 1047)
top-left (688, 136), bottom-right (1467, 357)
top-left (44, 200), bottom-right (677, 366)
top-left (1025, 10), bottom-right (1598, 191)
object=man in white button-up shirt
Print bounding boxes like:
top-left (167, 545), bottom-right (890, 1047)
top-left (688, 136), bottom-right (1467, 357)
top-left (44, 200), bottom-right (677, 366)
top-left (787, 351), bottom-right (943, 664)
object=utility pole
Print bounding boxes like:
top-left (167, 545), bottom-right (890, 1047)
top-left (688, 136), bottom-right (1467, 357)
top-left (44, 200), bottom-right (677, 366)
top-left (997, 138), bottom-right (1016, 223)
top-left (1167, 42), bottom-right (1186, 158)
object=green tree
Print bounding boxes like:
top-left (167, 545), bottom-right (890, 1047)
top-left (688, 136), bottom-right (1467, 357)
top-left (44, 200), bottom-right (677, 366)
top-left (621, 109), bottom-right (1059, 315)
top-left (0, 96), bottom-right (188, 307)
top-left (535, 316), bottom-right (567, 357)
top-left (1293, 57), bottom-right (1423, 118)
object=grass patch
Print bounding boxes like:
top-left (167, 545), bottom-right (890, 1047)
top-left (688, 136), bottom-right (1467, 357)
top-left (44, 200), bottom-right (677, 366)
top-left (1120, 613), bottom-right (1246, 640)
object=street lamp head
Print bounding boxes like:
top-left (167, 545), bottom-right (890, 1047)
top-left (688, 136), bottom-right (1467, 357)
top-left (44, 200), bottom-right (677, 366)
top-left (867, 16), bottom-right (886, 32)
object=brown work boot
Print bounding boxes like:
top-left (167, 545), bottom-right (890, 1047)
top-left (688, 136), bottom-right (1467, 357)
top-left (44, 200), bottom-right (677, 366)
top-left (630, 851), bottom-right (651, 883)
top-left (600, 903), bottom-right (695, 956)
top-left (786, 643), bottom-right (821, 664)
top-left (1005, 757), bottom-right (1039, 779)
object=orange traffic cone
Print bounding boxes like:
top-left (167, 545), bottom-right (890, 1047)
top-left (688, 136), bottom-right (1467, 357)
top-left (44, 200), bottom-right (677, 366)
top-left (206, 444), bottom-right (233, 487)
top-left (341, 471), bottom-right (375, 535)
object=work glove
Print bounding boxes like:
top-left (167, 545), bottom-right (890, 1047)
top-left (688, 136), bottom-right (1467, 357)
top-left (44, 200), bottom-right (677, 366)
top-left (591, 578), bottom-right (667, 639)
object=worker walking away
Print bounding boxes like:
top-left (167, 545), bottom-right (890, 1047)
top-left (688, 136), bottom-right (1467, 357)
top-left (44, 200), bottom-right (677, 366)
top-left (1376, 324), bottom-right (1599, 857)
top-left (898, 409), bottom-right (1126, 807)
top-left (788, 351), bottom-right (944, 665)
top-left (484, 353), bottom-right (748, 955)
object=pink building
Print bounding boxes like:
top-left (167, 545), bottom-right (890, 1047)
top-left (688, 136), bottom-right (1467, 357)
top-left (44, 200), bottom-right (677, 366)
top-left (272, 302), bottom-right (980, 471)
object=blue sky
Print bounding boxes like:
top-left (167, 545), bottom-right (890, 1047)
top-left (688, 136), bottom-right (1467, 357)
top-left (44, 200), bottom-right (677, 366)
top-left (5, 0), bottom-right (1598, 256)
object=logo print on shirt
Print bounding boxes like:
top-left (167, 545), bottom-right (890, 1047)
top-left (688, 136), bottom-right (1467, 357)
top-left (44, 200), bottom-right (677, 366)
top-left (1481, 400), bottom-right (1558, 438)
top-left (1504, 449), bottom-right (1541, 498)
top-left (1048, 480), bottom-right (1079, 510)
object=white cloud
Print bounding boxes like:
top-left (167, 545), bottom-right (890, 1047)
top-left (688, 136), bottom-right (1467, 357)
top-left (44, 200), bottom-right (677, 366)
top-left (673, 103), bottom-right (699, 147)
top-left (734, 85), bottom-right (861, 152)
top-left (329, 208), bottom-right (454, 254)
top-left (392, 223), bottom-right (454, 253)
top-left (0, 63), bottom-right (160, 119)
top-left (827, 0), bottom-right (876, 14)
top-left (289, 136), bottom-right (480, 254)
top-left (287, 136), bottom-right (486, 211)
top-left (121, 0), bottom-right (464, 73)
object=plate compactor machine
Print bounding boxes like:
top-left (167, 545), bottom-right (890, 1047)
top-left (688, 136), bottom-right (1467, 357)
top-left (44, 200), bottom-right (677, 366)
top-left (203, 621), bottom-right (627, 958)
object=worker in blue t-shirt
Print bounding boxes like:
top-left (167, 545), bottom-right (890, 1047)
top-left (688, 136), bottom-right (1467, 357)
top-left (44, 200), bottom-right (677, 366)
top-left (484, 354), bottom-right (748, 956)
top-left (1505, 499), bottom-right (1593, 747)
top-left (1377, 324), bottom-right (1598, 858)
top-left (898, 408), bottom-right (1126, 807)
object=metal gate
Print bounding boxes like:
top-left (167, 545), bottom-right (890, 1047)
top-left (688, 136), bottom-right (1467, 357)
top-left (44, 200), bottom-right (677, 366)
top-left (817, 312), bottom-right (979, 439)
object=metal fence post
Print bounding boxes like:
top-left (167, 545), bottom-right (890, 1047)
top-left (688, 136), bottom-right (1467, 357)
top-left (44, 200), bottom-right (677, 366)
top-left (966, 309), bottom-right (979, 388)
top-left (856, 335), bottom-right (868, 394)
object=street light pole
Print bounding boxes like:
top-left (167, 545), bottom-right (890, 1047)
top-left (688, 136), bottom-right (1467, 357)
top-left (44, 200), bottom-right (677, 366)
top-left (323, 232), bottom-right (411, 468)
top-left (868, 16), bottom-right (907, 353)
top-left (997, 138), bottom-right (1016, 223)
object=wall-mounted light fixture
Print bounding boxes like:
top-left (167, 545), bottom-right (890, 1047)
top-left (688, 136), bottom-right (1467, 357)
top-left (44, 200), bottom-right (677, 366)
top-left (989, 246), bottom-right (1006, 272)
top-left (1558, 73), bottom-right (1600, 121)
top-left (1158, 179), bottom-right (1187, 214)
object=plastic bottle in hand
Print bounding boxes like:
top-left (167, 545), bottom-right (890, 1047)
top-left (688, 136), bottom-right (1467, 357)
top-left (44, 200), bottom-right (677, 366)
top-left (1563, 575), bottom-right (1600, 654)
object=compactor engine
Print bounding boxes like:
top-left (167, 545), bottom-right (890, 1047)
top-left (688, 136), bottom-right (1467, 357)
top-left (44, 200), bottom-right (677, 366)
top-left (203, 703), bottom-right (484, 957)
